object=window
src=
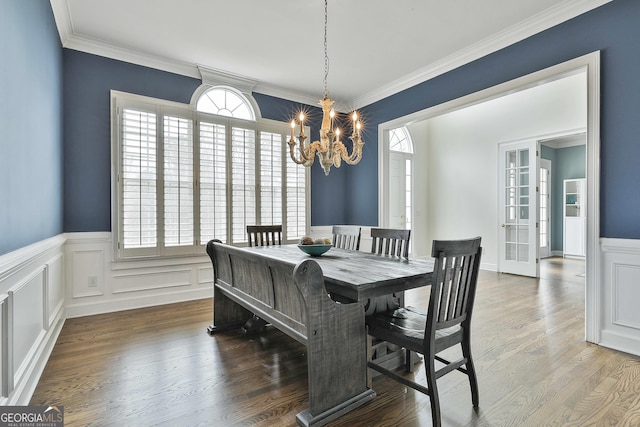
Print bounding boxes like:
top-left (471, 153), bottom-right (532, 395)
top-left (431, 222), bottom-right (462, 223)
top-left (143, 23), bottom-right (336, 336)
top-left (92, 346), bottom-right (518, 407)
top-left (113, 88), bottom-right (308, 259)
top-left (389, 127), bottom-right (414, 155)
top-left (389, 127), bottom-right (414, 231)
top-left (196, 87), bottom-right (255, 120)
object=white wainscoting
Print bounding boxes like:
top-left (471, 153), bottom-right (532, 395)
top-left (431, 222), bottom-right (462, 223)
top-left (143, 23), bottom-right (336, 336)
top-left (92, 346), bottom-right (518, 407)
top-left (0, 235), bottom-right (66, 405)
top-left (600, 238), bottom-right (640, 356)
top-left (64, 233), bottom-right (212, 318)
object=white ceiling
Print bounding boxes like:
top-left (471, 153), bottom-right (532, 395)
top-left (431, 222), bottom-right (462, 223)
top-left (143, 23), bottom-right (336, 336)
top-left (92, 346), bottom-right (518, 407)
top-left (50, 0), bottom-right (610, 109)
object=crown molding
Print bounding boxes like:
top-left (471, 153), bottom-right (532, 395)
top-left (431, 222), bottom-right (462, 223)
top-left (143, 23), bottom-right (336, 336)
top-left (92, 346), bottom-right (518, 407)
top-left (50, 0), bottom-right (611, 109)
top-left (252, 83), bottom-right (321, 108)
top-left (197, 65), bottom-right (257, 94)
top-left (64, 33), bottom-right (202, 79)
top-left (351, 0), bottom-right (612, 109)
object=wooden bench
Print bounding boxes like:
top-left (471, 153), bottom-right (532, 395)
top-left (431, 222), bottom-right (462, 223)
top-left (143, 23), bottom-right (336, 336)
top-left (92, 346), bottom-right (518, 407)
top-left (206, 240), bottom-right (375, 426)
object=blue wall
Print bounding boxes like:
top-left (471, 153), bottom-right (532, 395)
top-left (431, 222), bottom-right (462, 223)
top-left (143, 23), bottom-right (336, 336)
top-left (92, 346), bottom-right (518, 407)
top-left (355, 0), bottom-right (640, 238)
top-left (0, 1), bottom-right (63, 256)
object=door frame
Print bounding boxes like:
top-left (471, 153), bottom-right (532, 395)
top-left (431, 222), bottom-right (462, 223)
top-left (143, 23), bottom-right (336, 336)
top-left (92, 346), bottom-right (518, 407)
top-left (378, 51), bottom-right (600, 344)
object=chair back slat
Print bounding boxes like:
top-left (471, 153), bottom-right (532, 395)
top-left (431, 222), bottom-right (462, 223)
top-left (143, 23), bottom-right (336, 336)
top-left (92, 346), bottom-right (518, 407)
top-left (246, 225), bottom-right (282, 247)
top-left (370, 228), bottom-right (411, 258)
top-left (428, 237), bottom-right (482, 331)
top-left (332, 225), bottom-right (361, 251)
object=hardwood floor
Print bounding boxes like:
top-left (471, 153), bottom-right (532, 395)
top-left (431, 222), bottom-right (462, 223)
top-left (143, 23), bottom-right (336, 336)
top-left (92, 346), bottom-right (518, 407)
top-left (31, 257), bottom-right (640, 426)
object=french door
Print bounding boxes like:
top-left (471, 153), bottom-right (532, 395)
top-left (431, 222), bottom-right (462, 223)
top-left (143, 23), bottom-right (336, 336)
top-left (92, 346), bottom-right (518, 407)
top-left (498, 140), bottom-right (538, 277)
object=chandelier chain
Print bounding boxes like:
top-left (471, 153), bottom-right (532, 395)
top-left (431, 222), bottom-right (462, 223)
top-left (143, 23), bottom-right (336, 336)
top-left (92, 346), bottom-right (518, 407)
top-left (323, 0), bottom-right (329, 98)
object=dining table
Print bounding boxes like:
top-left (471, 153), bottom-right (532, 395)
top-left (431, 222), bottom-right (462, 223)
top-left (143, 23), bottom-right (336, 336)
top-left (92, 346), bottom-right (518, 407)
top-left (242, 244), bottom-right (434, 303)
top-left (207, 242), bottom-right (435, 426)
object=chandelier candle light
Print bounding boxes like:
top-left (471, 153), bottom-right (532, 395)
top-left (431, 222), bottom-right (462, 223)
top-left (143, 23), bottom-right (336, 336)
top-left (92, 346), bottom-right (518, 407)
top-left (288, 0), bottom-right (364, 176)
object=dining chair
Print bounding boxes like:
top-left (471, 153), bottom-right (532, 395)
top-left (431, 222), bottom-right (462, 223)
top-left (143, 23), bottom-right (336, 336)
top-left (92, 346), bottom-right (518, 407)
top-left (247, 225), bottom-right (282, 247)
top-left (370, 228), bottom-right (411, 258)
top-left (331, 225), bottom-right (361, 251)
top-left (366, 236), bottom-right (482, 427)
top-left (243, 224), bottom-right (282, 333)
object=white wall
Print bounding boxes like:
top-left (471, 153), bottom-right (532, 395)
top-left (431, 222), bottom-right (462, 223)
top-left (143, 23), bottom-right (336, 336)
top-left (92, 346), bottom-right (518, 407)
top-left (407, 72), bottom-right (587, 266)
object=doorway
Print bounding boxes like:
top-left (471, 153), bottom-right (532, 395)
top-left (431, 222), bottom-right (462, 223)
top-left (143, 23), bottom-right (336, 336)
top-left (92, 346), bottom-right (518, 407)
top-left (378, 52), bottom-right (600, 343)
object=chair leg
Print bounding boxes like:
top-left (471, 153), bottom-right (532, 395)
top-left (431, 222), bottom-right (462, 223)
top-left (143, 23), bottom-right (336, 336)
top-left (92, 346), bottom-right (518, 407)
top-left (241, 314), bottom-right (268, 334)
top-left (425, 351), bottom-right (441, 427)
top-left (462, 336), bottom-right (480, 409)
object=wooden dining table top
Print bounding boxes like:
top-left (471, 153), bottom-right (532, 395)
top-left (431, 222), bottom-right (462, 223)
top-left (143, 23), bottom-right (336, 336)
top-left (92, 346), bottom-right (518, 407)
top-left (242, 244), bottom-right (434, 302)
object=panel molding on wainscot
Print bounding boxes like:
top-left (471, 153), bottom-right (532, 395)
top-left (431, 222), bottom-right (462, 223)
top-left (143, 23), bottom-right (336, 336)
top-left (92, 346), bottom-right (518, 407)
top-left (64, 232), bottom-right (212, 318)
top-left (600, 238), bottom-right (640, 356)
top-left (0, 235), bottom-right (66, 405)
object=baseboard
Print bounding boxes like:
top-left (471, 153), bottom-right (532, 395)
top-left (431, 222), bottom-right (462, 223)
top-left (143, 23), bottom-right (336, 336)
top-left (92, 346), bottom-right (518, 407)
top-left (600, 329), bottom-right (640, 357)
top-left (65, 288), bottom-right (212, 318)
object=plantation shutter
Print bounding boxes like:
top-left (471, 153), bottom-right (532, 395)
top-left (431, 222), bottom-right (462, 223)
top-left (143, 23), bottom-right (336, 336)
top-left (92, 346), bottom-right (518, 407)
top-left (286, 150), bottom-right (307, 241)
top-left (121, 108), bottom-right (158, 252)
top-left (163, 115), bottom-right (194, 247)
top-left (259, 131), bottom-right (283, 227)
top-left (231, 127), bottom-right (256, 243)
top-left (200, 121), bottom-right (227, 243)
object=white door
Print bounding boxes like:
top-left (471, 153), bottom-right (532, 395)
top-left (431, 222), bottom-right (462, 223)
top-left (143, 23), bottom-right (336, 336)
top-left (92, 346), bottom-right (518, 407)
top-left (498, 140), bottom-right (539, 277)
top-left (389, 152), bottom-right (407, 229)
top-left (539, 158), bottom-right (551, 258)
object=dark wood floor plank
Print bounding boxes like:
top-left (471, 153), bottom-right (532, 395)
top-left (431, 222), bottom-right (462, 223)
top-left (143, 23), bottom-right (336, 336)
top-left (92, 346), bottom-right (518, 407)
top-left (30, 257), bottom-right (640, 426)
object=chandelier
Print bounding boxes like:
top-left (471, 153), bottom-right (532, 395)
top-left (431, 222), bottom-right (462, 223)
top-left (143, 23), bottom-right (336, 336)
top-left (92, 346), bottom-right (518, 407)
top-left (288, 0), bottom-right (364, 176)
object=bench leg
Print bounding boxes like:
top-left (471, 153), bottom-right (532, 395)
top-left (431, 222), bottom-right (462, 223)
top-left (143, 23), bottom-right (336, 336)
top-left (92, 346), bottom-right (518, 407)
top-left (207, 285), bottom-right (252, 335)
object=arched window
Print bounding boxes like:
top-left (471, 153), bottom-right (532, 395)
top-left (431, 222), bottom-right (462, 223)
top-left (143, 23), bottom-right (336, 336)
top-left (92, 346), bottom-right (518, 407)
top-left (196, 86), bottom-right (255, 120)
top-left (389, 126), bottom-right (414, 154)
top-left (388, 127), bottom-right (414, 236)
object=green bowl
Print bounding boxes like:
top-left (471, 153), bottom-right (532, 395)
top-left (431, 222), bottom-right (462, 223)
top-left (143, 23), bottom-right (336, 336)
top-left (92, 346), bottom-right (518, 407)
top-left (297, 244), bottom-right (332, 256)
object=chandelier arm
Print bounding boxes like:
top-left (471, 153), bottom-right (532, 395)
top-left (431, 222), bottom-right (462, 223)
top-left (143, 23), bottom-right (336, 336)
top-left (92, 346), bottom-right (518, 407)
top-left (288, 136), bottom-right (313, 164)
top-left (327, 137), bottom-right (363, 165)
top-left (343, 138), bottom-right (364, 164)
top-left (342, 147), bottom-right (364, 165)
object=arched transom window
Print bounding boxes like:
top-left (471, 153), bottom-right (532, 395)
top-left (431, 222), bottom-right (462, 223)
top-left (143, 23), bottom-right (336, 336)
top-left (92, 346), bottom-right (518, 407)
top-left (196, 86), bottom-right (255, 120)
top-left (389, 127), bottom-right (414, 154)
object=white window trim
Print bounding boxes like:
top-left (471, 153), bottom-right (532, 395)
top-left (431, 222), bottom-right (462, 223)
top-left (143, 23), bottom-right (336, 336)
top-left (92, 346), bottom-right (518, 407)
top-left (110, 90), bottom-right (310, 261)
